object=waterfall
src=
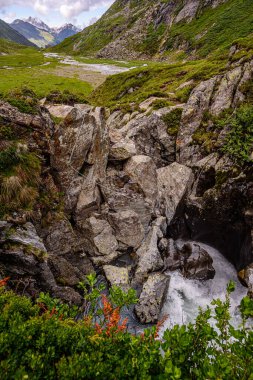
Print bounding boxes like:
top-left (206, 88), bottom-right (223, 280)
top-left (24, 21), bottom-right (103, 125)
top-left (160, 242), bottom-right (248, 331)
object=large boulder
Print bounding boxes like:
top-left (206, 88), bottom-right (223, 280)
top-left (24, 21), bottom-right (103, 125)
top-left (124, 155), bottom-right (158, 206)
top-left (157, 162), bottom-right (193, 224)
top-left (103, 265), bottom-right (130, 291)
top-left (164, 240), bottom-right (215, 280)
top-left (135, 273), bottom-right (170, 324)
top-left (180, 242), bottom-right (215, 280)
top-left (107, 112), bottom-right (176, 167)
top-left (134, 217), bottom-right (166, 284)
top-left (108, 210), bottom-right (144, 249)
top-left (86, 216), bottom-right (118, 257)
top-left (0, 222), bottom-right (82, 303)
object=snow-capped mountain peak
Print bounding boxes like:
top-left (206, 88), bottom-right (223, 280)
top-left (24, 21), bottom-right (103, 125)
top-left (23, 17), bottom-right (51, 32)
top-left (52, 24), bottom-right (81, 33)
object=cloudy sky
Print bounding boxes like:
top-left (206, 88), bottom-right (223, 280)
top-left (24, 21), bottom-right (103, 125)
top-left (0, 0), bottom-right (114, 28)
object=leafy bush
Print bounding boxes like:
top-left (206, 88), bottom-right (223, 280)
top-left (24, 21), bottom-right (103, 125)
top-left (152, 99), bottom-right (174, 110)
top-left (46, 90), bottom-right (88, 105)
top-left (0, 277), bottom-right (252, 379)
top-left (162, 108), bottom-right (183, 136)
top-left (221, 105), bottom-right (253, 164)
top-left (3, 87), bottom-right (39, 114)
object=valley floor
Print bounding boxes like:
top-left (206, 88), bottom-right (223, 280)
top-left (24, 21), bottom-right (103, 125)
top-left (0, 47), bottom-right (149, 99)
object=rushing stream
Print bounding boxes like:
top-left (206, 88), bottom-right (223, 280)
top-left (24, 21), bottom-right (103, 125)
top-left (160, 242), bottom-right (248, 332)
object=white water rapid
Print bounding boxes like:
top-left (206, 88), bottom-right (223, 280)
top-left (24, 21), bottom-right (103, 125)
top-left (160, 242), bottom-right (248, 332)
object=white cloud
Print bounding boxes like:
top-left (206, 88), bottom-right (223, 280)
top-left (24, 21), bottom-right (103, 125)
top-left (89, 17), bottom-right (98, 26)
top-left (0, 0), bottom-right (114, 19)
top-left (34, 0), bottom-right (48, 15)
top-left (0, 10), bottom-right (16, 23)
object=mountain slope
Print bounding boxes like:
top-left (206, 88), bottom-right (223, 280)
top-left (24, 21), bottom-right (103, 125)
top-left (0, 19), bottom-right (35, 47)
top-left (52, 0), bottom-right (253, 60)
top-left (11, 19), bottom-right (54, 48)
top-left (11, 18), bottom-right (81, 48)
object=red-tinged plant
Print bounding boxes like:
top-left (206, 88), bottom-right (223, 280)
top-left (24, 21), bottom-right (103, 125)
top-left (154, 315), bottom-right (168, 338)
top-left (0, 277), bottom-right (10, 288)
top-left (96, 294), bottom-right (128, 337)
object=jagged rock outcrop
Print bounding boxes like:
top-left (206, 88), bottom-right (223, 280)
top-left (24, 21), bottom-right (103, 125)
top-left (135, 273), bottom-right (170, 324)
top-left (1, 54), bottom-right (253, 321)
top-left (0, 222), bottom-right (82, 304)
top-left (177, 60), bottom-right (253, 165)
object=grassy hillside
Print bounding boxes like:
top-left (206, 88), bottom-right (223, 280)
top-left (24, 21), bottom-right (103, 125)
top-left (0, 38), bottom-right (28, 54)
top-left (164, 0), bottom-right (253, 59)
top-left (0, 19), bottom-right (35, 47)
top-left (50, 0), bottom-right (148, 55)
top-left (52, 0), bottom-right (253, 61)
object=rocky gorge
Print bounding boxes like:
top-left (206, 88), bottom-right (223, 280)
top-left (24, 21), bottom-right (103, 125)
top-left (0, 56), bottom-right (252, 325)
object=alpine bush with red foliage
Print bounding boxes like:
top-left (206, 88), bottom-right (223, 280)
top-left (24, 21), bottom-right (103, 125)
top-left (0, 276), bottom-right (252, 379)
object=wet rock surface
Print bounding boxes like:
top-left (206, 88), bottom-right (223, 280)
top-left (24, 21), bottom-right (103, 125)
top-left (164, 240), bottom-right (215, 280)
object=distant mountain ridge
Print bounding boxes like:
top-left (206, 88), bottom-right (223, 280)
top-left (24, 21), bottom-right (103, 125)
top-left (52, 0), bottom-right (253, 61)
top-left (0, 19), bottom-right (35, 47)
top-left (10, 18), bottom-right (81, 48)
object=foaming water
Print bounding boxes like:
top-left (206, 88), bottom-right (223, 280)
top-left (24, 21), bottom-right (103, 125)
top-left (161, 242), bottom-right (248, 331)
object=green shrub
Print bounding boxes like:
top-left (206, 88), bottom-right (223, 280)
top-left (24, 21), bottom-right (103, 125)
top-left (152, 99), bottom-right (174, 110)
top-left (46, 90), bottom-right (88, 105)
top-left (3, 87), bottom-right (39, 114)
top-left (221, 105), bottom-right (253, 164)
top-left (162, 108), bottom-right (183, 136)
top-left (0, 145), bottom-right (41, 217)
top-left (0, 278), bottom-right (252, 379)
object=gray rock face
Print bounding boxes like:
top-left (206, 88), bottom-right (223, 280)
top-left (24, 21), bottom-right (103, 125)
top-left (210, 66), bottom-right (242, 116)
top-left (134, 218), bottom-right (166, 284)
top-left (175, 0), bottom-right (200, 23)
top-left (177, 77), bottom-right (217, 164)
top-left (108, 112), bottom-right (176, 167)
top-left (0, 221), bottom-right (82, 304)
top-left (51, 105), bottom-right (109, 218)
top-left (86, 216), bottom-right (118, 257)
top-left (7, 222), bottom-right (47, 253)
top-left (135, 273), bottom-right (170, 324)
top-left (177, 60), bottom-right (253, 165)
top-left (157, 162), bottom-right (193, 223)
top-left (124, 155), bottom-right (158, 205)
top-left (103, 265), bottom-right (130, 291)
top-left (108, 210), bottom-right (144, 249)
